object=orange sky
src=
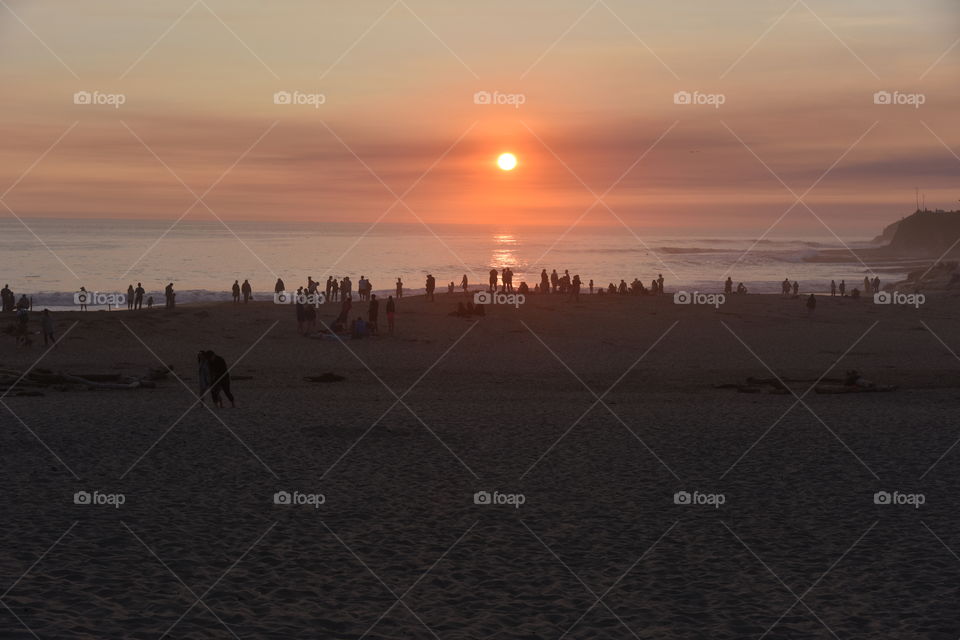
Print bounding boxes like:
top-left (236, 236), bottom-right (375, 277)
top-left (1, 0), bottom-right (958, 235)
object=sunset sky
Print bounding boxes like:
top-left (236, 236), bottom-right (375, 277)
top-left (1, 0), bottom-right (958, 235)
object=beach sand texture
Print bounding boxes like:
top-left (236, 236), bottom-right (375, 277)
top-left (2, 292), bottom-right (960, 639)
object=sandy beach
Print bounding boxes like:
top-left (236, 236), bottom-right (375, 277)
top-left (3, 291), bottom-right (960, 638)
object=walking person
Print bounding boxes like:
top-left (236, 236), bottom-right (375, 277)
top-left (41, 309), bottom-right (55, 346)
top-left (396, 277), bottom-right (403, 298)
top-left (206, 350), bottom-right (235, 408)
top-left (241, 279), bottom-right (252, 303)
top-left (134, 283), bottom-right (145, 310)
top-left (461, 274), bottom-right (469, 296)
top-left (386, 295), bottom-right (396, 335)
top-left (127, 284), bottom-right (135, 310)
top-left (197, 350), bottom-right (211, 404)
top-left (232, 280), bottom-right (241, 303)
top-left (368, 294), bottom-right (379, 335)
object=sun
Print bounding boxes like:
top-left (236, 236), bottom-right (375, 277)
top-left (497, 152), bottom-right (517, 171)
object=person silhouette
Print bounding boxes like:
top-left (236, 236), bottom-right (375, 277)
top-left (206, 350), bottom-right (235, 408)
top-left (724, 277), bottom-right (733, 295)
top-left (396, 277), bottom-right (403, 298)
top-left (830, 280), bottom-right (837, 297)
top-left (386, 295), bottom-right (396, 334)
top-left (127, 284), bottom-right (135, 310)
top-left (806, 293), bottom-right (816, 313)
top-left (232, 280), bottom-right (240, 303)
top-left (241, 279), bottom-right (252, 303)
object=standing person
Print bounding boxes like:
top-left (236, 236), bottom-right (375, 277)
top-left (197, 350), bottom-right (211, 404)
top-left (274, 278), bottom-right (285, 294)
top-left (165, 283), bottom-right (175, 308)
top-left (41, 309), bottom-right (55, 346)
top-left (724, 277), bottom-right (733, 295)
top-left (368, 294), bottom-right (379, 335)
top-left (1, 284), bottom-right (11, 312)
top-left (551, 270), bottom-right (559, 293)
top-left (863, 276), bottom-right (871, 295)
top-left (589, 279), bottom-right (594, 295)
top-left (839, 280), bottom-right (846, 297)
top-left (386, 295), bottom-right (396, 335)
top-left (657, 274), bottom-right (664, 295)
top-left (806, 293), bottom-right (817, 314)
top-left (792, 281), bottom-right (799, 297)
top-left (571, 275), bottom-right (581, 302)
top-left (425, 274), bottom-right (436, 301)
top-left (15, 305), bottom-right (29, 346)
top-left (206, 350), bottom-right (235, 408)
top-left (295, 287), bottom-right (306, 334)
top-left (540, 270), bottom-right (549, 294)
top-left (342, 276), bottom-right (351, 300)
top-left (461, 274), bottom-right (468, 295)
top-left (830, 280), bottom-right (837, 297)
top-left (873, 276), bottom-right (881, 294)
top-left (396, 277), bottom-right (403, 298)
top-left (134, 283), bottom-right (145, 309)
top-left (505, 268), bottom-right (514, 293)
top-left (325, 277), bottom-right (333, 302)
top-left (489, 268), bottom-right (498, 292)
top-left (232, 280), bottom-right (241, 303)
top-left (127, 284), bottom-right (135, 310)
top-left (304, 297), bottom-right (317, 334)
top-left (331, 278), bottom-right (339, 302)
top-left (782, 278), bottom-right (791, 298)
top-left (77, 286), bottom-right (88, 311)
top-left (241, 279), bottom-right (252, 303)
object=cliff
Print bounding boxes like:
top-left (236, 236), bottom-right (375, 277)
top-left (885, 210), bottom-right (960, 256)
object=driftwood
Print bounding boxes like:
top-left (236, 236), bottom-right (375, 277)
top-left (0, 367), bottom-right (165, 392)
top-left (304, 373), bottom-right (346, 383)
top-left (717, 375), bottom-right (895, 395)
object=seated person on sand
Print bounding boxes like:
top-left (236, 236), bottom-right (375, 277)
top-left (850, 288), bottom-right (860, 299)
top-left (736, 283), bottom-right (747, 294)
top-left (351, 316), bottom-right (368, 339)
top-left (518, 282), bottom-right (529, 295)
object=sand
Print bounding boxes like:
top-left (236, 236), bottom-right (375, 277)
top-left (2, 291), bottom-right (960, 638)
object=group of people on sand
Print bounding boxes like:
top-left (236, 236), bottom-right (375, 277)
top-left (593, 273), bottom-right (664, 297)
top-left (196, 350), bottom-right (235, 407)
top-left (724, 278), bottom-right (749, 295)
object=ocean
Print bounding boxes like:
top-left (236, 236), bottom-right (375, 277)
top-left (0, 218), bottom-right (921, 309)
